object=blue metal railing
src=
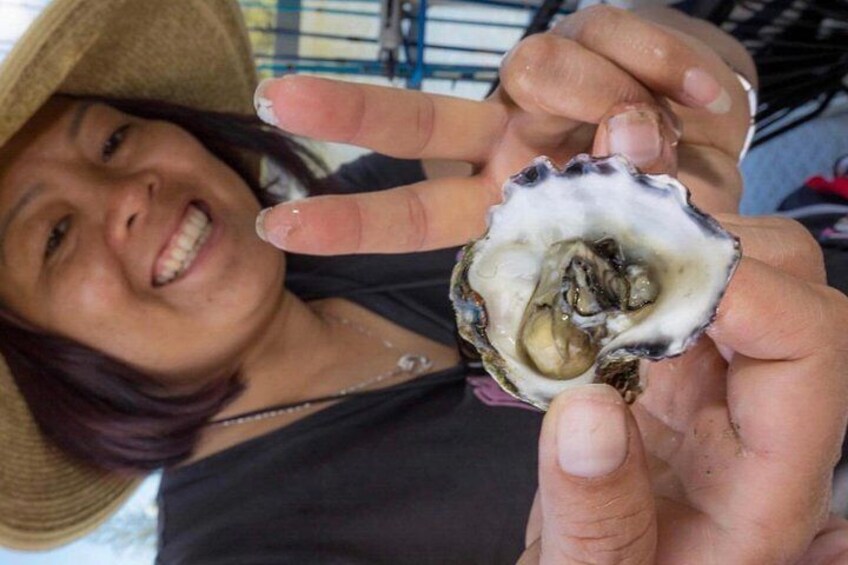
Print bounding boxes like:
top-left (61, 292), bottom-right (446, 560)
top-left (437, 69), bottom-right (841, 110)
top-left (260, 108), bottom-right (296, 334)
top-left (240, 0), bottom-right (567, 89)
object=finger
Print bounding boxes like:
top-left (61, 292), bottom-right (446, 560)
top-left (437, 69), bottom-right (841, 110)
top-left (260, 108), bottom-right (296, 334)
top-left (553, 6), bottom-right (735, 114)
top-left (516, 539), bottom-right (541, 565)
top-left (708, 258), bottom-right (848, 462)
top-left (497, 32), bottom-right (653, 146)
top-left (676, 144), bottom-right (742, 214)
top-left (555, 6), bottom-right (753, 160)
top-left (525, 490), bottom-right (542, 548)
top-left (646, 235), bottom-right (845, 560)
top-left (591, 102), bottom-right (679, 174)
top-left (254, 75), bottom-right (505, 164)
top-left (256, 176), bottom-right (496, 254)
top-left (714, 214), bottom-right (827, 284)
top-left (538, 385), bottom-right (657, 564)
top-left (708, 258), bottom-right (845, 363)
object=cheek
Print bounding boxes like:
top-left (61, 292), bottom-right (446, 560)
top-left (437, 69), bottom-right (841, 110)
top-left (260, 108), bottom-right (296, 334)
top-left (15, 249), bottom-right (285, 386)
top-left (46, 264), bottom-right (195, 374)
top-left (48, 260), bottom-right (135, 334)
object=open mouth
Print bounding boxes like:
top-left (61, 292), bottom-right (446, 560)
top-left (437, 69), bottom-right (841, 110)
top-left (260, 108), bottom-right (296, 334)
top-left (152, 201), bottom-right (213, 287)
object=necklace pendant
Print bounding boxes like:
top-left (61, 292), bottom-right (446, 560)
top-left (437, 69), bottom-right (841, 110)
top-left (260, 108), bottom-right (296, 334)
top-left (397, 353), bottom-right (432, 374)
top-left (209, 316), bottom-right (437, 429)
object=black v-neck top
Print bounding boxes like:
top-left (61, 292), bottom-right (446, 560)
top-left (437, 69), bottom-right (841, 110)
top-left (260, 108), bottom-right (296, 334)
top-left (156, 155), bottom-right (544, 565)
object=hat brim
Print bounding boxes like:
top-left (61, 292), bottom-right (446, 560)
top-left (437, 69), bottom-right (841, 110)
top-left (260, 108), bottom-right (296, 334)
top-left (0, 0), bottom-right (257, 550)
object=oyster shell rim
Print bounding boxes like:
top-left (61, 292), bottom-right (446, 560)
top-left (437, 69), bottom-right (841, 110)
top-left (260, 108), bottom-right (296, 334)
top-left (449, 154), bottom-right (742, 411)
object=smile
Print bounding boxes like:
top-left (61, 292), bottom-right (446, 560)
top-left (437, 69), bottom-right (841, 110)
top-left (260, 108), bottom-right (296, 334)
top-left (153, 202), bottom-right (212, 286)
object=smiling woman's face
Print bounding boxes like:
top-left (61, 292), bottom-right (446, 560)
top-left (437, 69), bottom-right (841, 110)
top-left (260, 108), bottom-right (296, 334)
top-left (0, 98), bottom-right (286, 385)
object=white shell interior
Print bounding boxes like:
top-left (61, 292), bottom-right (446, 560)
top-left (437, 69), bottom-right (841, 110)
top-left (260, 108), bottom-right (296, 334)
top-left (467, 156), bottom-right (738, 406)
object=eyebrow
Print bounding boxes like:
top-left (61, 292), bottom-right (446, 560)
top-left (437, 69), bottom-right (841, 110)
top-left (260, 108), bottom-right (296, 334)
top-left (0, 182), bottom-right (48, 265)
top-left (0, 102), bottom-right (92, 266)
top-left (0, 100), bottom-right (95, 265)
top-left (68, 100), bottom-right (95, 143)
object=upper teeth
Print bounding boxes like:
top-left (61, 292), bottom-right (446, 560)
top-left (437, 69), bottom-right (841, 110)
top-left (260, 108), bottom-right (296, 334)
top-left (155, 205), bottom-right (211, 286)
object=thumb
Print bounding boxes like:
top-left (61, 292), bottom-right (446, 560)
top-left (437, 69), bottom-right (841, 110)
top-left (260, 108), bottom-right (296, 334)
top-left (592, 102), bottom-right (680, 175)
top-left (537, 384), bottom-right (657, 565)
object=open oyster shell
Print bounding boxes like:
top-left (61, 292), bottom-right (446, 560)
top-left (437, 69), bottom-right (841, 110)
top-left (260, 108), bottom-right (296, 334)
top-left (450, 154), bottom-right (741, 410)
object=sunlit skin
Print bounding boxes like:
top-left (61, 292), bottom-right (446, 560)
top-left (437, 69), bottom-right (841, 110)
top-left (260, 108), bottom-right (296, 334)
top-left (0, 98), bottom-right (458, 456)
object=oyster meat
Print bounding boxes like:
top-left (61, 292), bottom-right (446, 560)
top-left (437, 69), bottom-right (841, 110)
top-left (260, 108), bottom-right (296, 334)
top-left (450, 154), bottom-right (740, 409)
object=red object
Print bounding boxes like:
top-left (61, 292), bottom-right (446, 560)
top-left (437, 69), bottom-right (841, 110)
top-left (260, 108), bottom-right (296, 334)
top-left (807, 175), bottom-right (848, 200)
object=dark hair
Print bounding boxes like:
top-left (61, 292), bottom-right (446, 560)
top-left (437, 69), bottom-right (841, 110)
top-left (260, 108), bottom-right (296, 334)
top-left (0, 97), bottom-right (329, 472)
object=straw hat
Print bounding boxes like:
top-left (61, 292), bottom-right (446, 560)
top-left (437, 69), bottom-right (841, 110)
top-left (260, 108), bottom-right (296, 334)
top-left (0, 0), bottom-right (257, 550)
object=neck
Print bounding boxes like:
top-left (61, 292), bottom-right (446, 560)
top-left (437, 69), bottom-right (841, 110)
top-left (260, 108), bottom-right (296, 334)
top-left (210, 289), bottom-right (342, 423)
top-left (184, 288), bottom-right (460, 464)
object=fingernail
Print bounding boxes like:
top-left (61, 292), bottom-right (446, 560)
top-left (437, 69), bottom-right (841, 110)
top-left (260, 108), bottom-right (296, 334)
top-left (557, 385), bottom-right (628, 478)
top-left (256, 204), bottom-right (301, 248)
top-left (255, 207), bottom-right (271, 242)
top-left (608, 110), bottom-right (662, 168)
top-left (683, 68), bottom-right (731, 114)
top-left (254, 78), bottom-right (279, 126)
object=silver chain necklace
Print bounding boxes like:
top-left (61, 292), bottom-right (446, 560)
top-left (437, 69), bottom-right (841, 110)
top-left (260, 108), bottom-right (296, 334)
top-left (208, 313), bottom-right (432, 429)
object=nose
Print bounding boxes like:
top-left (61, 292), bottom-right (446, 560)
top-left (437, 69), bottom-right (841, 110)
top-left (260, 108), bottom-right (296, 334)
top-left (104, 171), bottom-right (159, 250)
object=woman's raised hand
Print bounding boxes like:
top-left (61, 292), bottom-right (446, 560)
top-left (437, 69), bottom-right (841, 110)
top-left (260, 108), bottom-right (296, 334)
top-left (254, 6), bottom-right (753, 255)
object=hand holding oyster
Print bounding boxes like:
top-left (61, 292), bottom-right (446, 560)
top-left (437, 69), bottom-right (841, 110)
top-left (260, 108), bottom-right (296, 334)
top-left (450, 154), bottom-right (741, 410)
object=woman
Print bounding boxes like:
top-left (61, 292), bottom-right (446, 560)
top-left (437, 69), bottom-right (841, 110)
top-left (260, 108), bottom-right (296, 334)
top-left (0, 0), bottom-right (845, 562)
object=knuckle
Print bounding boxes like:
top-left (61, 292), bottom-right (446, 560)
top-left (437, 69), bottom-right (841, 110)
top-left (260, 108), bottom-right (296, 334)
top-left (769, 216), bottom-right (810, 241)
top-left (412, 95), bottom-right (436, 155)
top-left (507, 33), bottom-right (561, 73)
top-left (646, 35), bottom-right (676, 68)
top-left (404, 190), bottom-right (429, 251)
top-left (570, 5), bottom-right (627, 44)
top-left (580, 4), bottom-right (627, 25)
top-left (553, 502), bottom-right (655, 564)
top-left (801, 245), bottom-right (827, 283)
top-left (343, 88), bottom-right (368, 146)
top-left (819, 285), bottom-right (848, 341)
top-left (501, 34), bottom-right (571, 105)
top-left (549, 14), bottom-right (573, 36)
top-left (777, 218), bottom-right (827, 281)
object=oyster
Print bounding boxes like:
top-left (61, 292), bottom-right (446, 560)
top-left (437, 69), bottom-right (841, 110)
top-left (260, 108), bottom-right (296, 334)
top-left (450, 154), bottom-right (740, 410)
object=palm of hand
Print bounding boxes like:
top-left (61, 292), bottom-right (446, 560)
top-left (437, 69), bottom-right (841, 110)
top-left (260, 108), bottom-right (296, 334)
top-left (634, 332), bottom-right (836, 563)
top-left (635, 341), bottom-right (764, 562)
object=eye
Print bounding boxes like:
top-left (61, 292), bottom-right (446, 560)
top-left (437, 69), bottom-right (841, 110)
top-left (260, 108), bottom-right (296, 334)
top-left (45, 216), bottom-right (71, 259)
top-left (101, 124), bottom-right (131, 162)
